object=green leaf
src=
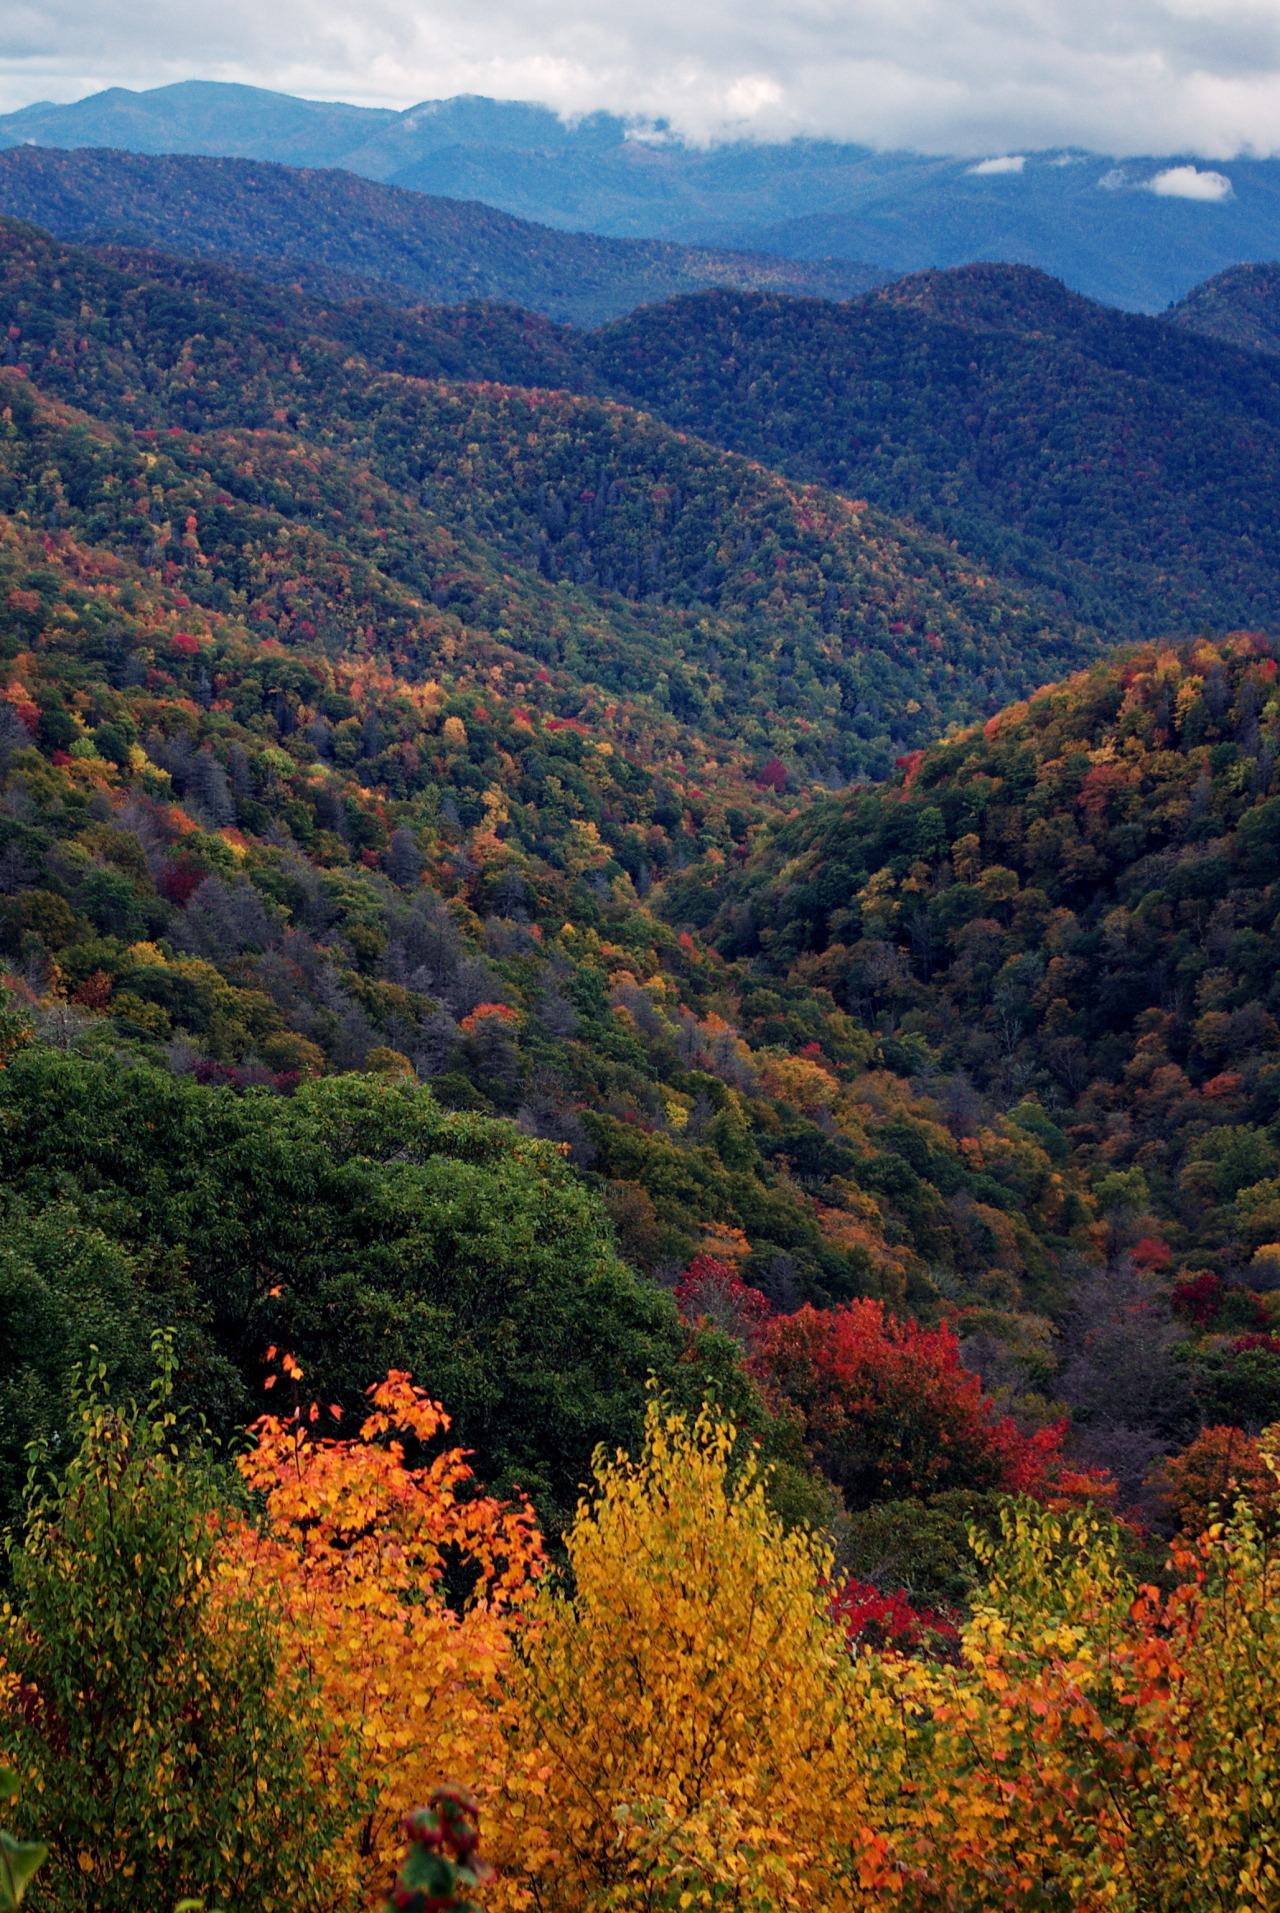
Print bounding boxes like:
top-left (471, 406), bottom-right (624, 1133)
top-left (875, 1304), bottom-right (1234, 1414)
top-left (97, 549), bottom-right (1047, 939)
top-left (0, 1831), bottom-right (47, 1909)
top-left (0, 1776), bottom-right (16, 1806)
top-left (401, 1846), bottom-right (455, 1896)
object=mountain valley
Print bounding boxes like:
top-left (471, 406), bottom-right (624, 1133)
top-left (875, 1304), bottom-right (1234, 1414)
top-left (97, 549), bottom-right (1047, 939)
top-left (2, 35), bottom-right (1280, 1909)
top-left (0, 208), bottom-right (1275, 1527)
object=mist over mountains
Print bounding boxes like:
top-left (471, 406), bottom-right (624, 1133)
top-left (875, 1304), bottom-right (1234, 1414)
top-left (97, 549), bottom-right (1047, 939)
top-left (2, 81), bottom-right (1280, 309)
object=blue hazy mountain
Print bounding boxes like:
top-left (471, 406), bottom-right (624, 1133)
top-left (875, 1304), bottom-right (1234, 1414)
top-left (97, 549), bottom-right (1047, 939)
top-left (733, 155), bottom-right (1280, 314)
top-left (0, 81), bottom-right (399, 169)
top-left (0, 144), bottom-right (887, 326)
top-left (2, 82), bottom-right (1279, 309)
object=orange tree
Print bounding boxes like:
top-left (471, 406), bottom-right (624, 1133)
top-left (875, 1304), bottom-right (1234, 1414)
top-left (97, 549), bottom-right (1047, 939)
top-left (1120, 1495), bottom-right (1280, 1910)
top-left (219, 1360), bottom-right (543, 1907)
top-left (1161, 1422), bottom-right (1280, 1536)
top-left (865, 1489), bottom-right (1280, 1911)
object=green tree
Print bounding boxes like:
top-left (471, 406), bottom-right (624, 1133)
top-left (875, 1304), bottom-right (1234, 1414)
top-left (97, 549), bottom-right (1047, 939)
top-left (0, 1054), bottom-right (702, 1530)
top-left (0, 1340), bottom-right (357, 1913)
top-left (0, 1201), bottom-right (159, 1531)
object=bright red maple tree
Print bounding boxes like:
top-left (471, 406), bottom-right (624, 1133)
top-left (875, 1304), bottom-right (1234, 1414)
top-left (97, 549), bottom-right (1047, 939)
top-left (754, 1299), bottom-right (1074, 1509)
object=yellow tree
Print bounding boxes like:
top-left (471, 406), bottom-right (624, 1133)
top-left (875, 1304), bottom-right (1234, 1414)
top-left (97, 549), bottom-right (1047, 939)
top-left (219, 1362), bottom-right (543, 1907)
top-left (877, 1503), bottom-right (1143, 1910)
top-left (491, 1399), bottom-right (903, 1912)
top-left (1123, 1497), bottom-right (1280, 1911)
top-left (871, 1492), bottom-right (1280, 1912)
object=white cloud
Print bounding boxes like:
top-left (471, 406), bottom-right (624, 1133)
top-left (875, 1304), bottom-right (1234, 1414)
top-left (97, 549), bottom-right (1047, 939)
top-left (1147, 162), bottom-right (1233, 197)
top-left (968, 155), bottom-right (1026, 174)
top-left (6, 0), bottom-right (1280, 158)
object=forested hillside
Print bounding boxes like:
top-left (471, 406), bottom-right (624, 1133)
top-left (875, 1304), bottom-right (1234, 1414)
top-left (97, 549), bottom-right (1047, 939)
top-left (0, 147), bottom-right (886, 326)
top-left (592, 265), bottom-right (1280, 637)
top-left (0, 222), bottom-right (1116, 1544)
top-left (0, 222), bottom-right (1277, 1521)
top-left (1166, 260), bottom-right (1280, 356)
top-left (0, 221), bottom-right (1096, 775)
top-left (2, 189), bottom-right (1280, 1913)
top-left (698, 633), bottom-right (1280, 1490)
top-left (16, 219), bottom-right (1280, 654)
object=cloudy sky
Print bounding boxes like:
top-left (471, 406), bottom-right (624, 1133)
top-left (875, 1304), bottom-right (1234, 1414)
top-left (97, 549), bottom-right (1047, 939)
top-left (4, 0), bottom-right (1280, 156)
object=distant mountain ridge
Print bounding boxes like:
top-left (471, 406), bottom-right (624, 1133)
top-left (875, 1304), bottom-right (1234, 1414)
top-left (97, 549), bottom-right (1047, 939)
top-left (0, 79), bottom-right (398, 171)
top-left (4, 81), bottom-right (1280, 309)
top-left (0, 145), bottom-right (886, 327)
top-left (0, 217), bottom-right (1093, 781)
top-left (1166, 262), bottom-right (1280, 356)
top-left (589, 264), bottom-right (1280, 638)
top-left (3, 198), bottom-right (1279, 640)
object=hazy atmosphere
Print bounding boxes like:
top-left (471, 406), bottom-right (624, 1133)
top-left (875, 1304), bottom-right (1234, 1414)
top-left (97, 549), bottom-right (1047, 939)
top-left (5, 0), bottom-right (1280, 154)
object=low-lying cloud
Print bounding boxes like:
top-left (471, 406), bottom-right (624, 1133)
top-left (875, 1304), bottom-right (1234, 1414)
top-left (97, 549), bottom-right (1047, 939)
top-left (1147, 164), bottom-right (1234, 199)
top-left (6, 0), bottom-right (1280, 158)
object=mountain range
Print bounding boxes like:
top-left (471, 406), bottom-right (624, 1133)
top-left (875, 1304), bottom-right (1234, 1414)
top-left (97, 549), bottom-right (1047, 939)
top-left (2, 69), bottom-right (1280, 1905)
top-left (7, 198), bottom-right (1280, 645)
top-left (2, 81), bottom-right (1280, 309)
top-left (0, 188), bottom-right (1276, 1540)
top-left (0, 146), bottom-right (885, 328)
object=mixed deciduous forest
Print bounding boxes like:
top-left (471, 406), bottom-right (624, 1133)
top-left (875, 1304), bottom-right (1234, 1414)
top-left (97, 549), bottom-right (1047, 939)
top-left (0, 148), bottom-right (887, 327)
top-left (0, 205), bottom-right (1279, 1912)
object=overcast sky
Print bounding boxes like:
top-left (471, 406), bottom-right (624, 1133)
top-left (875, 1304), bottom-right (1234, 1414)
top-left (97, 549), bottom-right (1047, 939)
top-left (4, 0), bottom-right (1280, 156)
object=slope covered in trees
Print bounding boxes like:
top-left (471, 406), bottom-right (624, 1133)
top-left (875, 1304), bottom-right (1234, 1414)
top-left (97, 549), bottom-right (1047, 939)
top-left (0, 217), bottom-right (1277, 1588)
top-left (11, 221), bottom-right (1280, 653)
top-left (4, 208), bottom-right (1280, 1913)
top-left (1166, 260), bottom-right (1280, 357)
top-left (698, 631), bottom-right (1280, 1492)
top-left (0, 229), bottom-right (1114, 1540)
top-left (0, 147), bottom-right (886, 326)
top-left (0, 418), bottom-right (1090, 1520)
top-left (0, 222), bottom-right (1097, 774)
top-left (591, 265), bottom-right (1280, 638)
top-left (709, 631), bottom-right (1280, 1252)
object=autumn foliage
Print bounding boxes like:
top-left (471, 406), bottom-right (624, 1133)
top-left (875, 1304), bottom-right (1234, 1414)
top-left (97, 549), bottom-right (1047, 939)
top-left (869, 1496), bottom-right (1280, 1910)
top-left (1161, 1422), bottom-right (1280, 1535)
top-left (489, 1400), bottom-right (898, 1911)
top-left (0, 1350), bottom-right (354, 1913)
top-left (219, 1363), bottom-right (542, 1905)
top-left (9, 1350), bottom-right (1280, 1913)
top-left (754, 1299), bottom-right (1068, 1507)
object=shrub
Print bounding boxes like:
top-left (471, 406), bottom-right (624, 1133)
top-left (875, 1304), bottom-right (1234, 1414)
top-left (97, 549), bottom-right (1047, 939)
top-left (0, 1340), bottom-right (354, 1913)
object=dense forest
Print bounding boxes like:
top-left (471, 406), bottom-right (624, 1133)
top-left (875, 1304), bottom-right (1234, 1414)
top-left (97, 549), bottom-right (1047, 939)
top-left (0, 147), bottom-right (886, 326)
top-left (1, 210), bottom-right (1279, 1913)
top-left (1166, 260), bottom-right (1280, 357)
top-left (593, 266), bottom-right (1280, 638)
top-left (9, 204), bottom-right (1280, 644)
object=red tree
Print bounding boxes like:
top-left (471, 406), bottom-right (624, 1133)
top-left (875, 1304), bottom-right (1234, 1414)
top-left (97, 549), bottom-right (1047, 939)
top-left (675, 1254), bottom-right (773, 1351)
top-left (754, 1300), bottom-right (1069, 1509)
top-left (829, 1578), bottom-right (959, 1657)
